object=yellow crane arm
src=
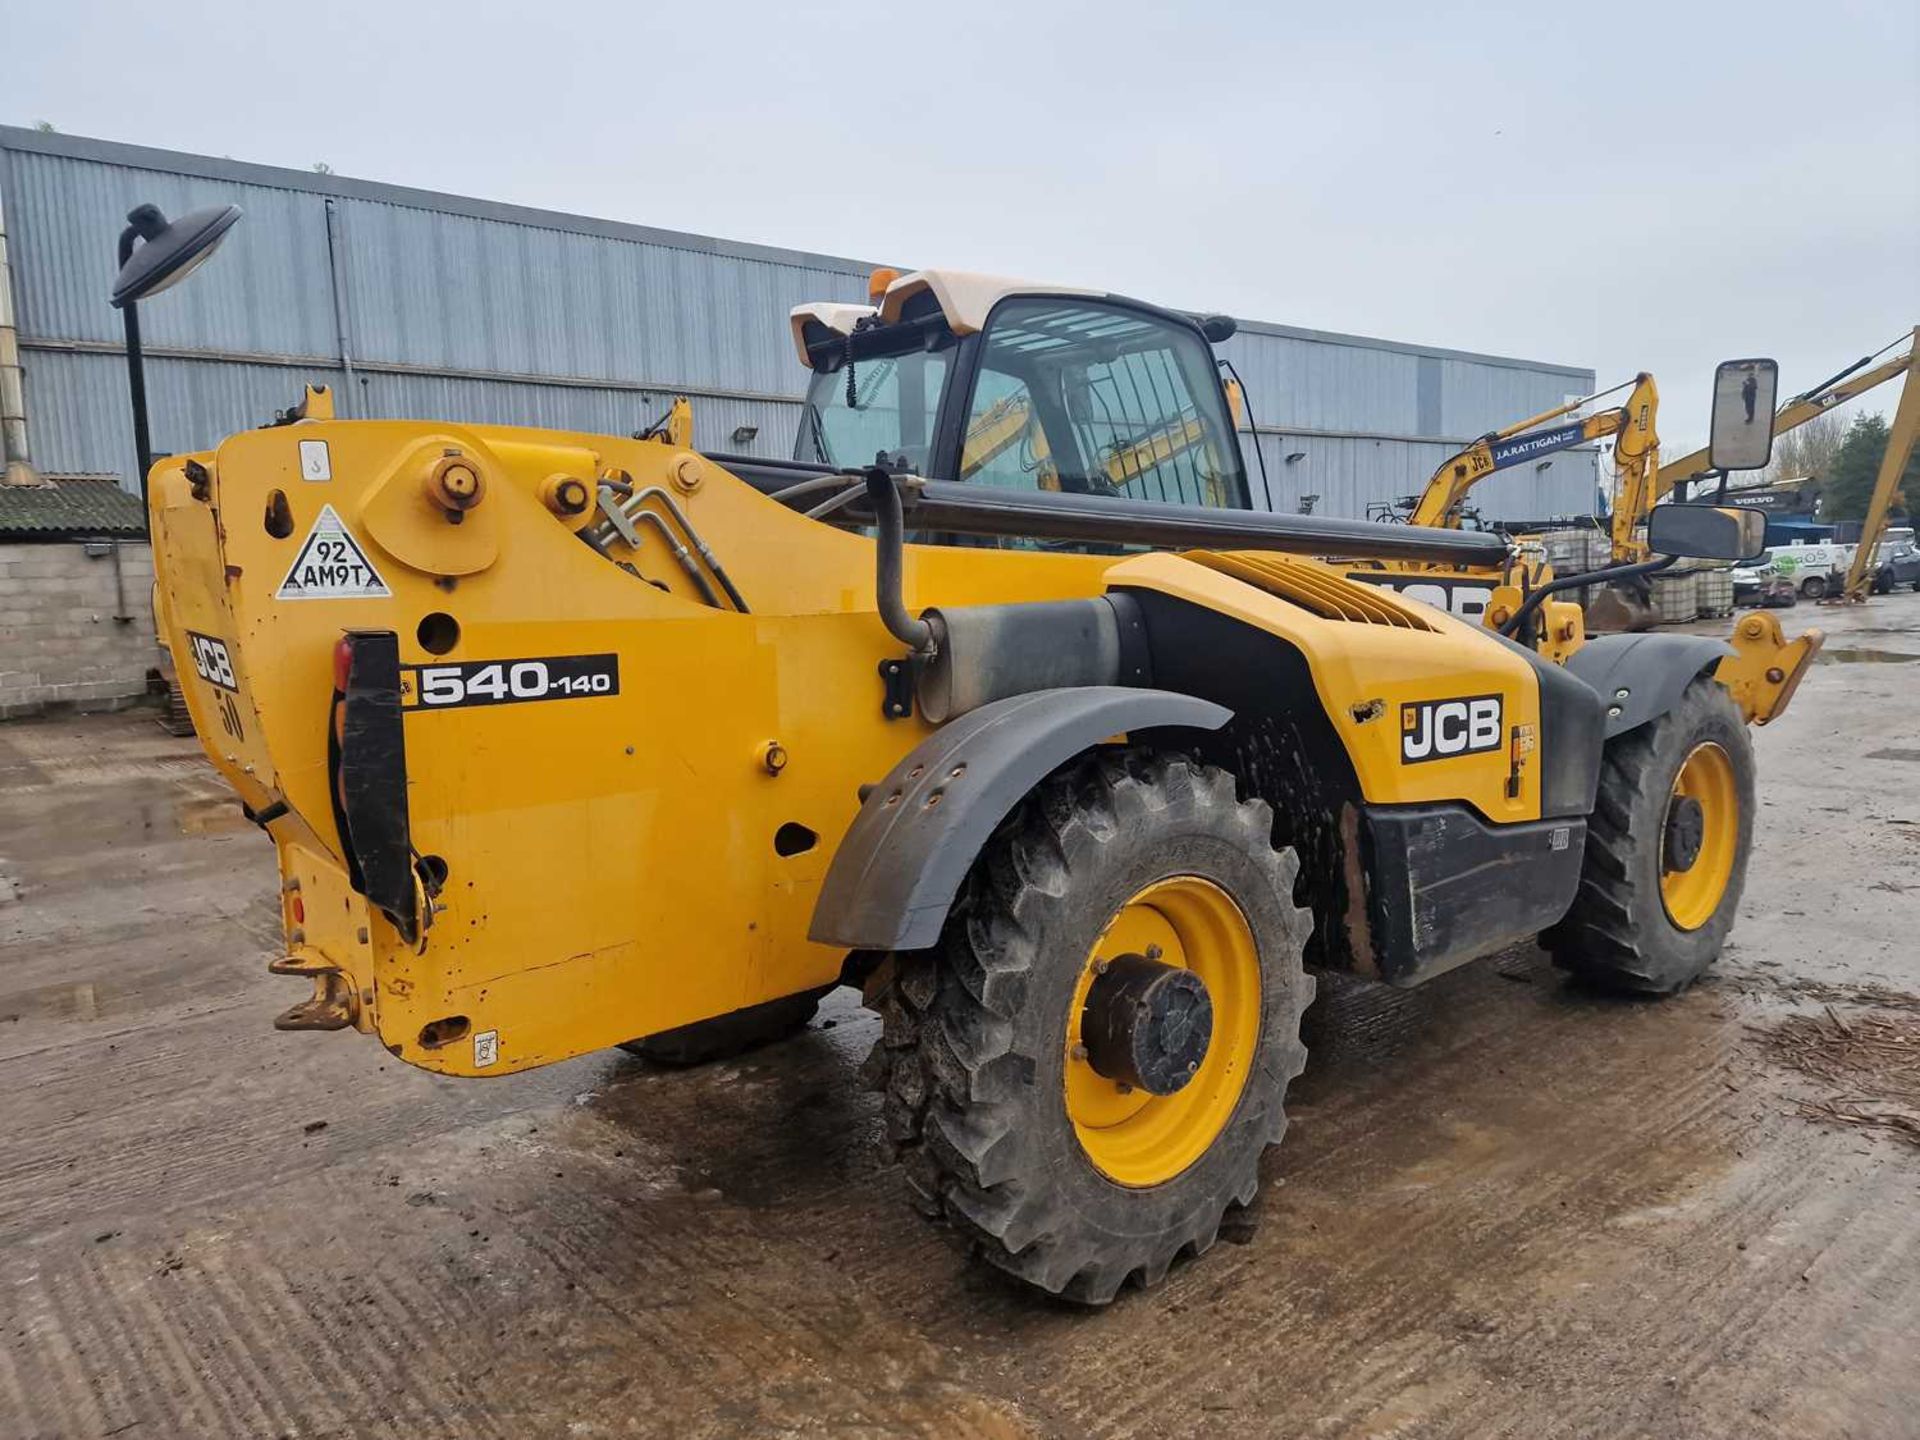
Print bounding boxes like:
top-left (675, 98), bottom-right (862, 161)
top-left (1605, 373), bottom-right (1662, 561)
top-left (1839, 329), bottom-right (1920, 601)
top-left (1409, 379), bottom-right (1649, 530)
top-left (961, 393), bottom-right (1221, 497)
top-left (1106, 413), bottom-right (1208, 486)
top-left (960, 393), bottom-right (1039, 477)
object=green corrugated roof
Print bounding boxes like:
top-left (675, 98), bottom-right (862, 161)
top-left (0, 478), bottom-right (147, 539)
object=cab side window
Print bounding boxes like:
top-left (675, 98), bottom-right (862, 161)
top-left (958, 299), bottom-right (1246, 510)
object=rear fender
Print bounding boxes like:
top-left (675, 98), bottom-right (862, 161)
top-left (808, 686), bottom-right (1230, 951)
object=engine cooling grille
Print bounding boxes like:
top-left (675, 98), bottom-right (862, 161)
top-left (1186, 551), bottom-right (1440, 631)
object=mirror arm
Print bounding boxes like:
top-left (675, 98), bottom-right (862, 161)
top-left (1499, 554), bottom-right (1678, 640)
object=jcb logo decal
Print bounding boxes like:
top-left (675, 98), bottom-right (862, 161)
top-left (184, 630), bottom-right (238, 692)
top-left (1401, 695), bottom-right (1502, 763)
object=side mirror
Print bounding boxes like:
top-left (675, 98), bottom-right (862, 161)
top-left (1198, 314), bottom-right (1237, 344)
top-left (1708, 358), bottom-right (1778, 472)
top-left (1647, 502), bottom-right (1768, 562)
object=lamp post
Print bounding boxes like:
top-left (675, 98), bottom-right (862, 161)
top-left (108, 202), bottom-right (242, 507)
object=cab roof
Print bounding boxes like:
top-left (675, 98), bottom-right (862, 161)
top-left (788, 269), bottom-right (1101, 368)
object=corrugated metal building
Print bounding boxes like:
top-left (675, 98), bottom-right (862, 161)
top-left (0, 126), bottom-right (1597, 522)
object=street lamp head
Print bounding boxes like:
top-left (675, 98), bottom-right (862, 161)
top-left (110, 203), bottom-right (243, 308)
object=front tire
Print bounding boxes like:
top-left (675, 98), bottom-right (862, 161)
top-left (861, 750), bottom-right (1314, 1304)
top-left (1545, 676), bottom-right (1754, 994)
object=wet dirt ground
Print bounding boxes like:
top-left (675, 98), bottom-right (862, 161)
top-left (3, 597), bottom-right (1917, 1439)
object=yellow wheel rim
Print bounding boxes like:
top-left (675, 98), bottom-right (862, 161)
top-left (1660, 742), bottom-right (1739, 931)
top-left (1065, 876), bottom-right (1261, 1188)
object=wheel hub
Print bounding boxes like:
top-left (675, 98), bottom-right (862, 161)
top-left (1663, 794), bottom-right (1705, 873)
top-left (1080, 951), bottom-right (1214, 1097)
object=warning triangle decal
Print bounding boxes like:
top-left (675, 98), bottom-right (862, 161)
top-left (275, 504), bottom-right (392, 601)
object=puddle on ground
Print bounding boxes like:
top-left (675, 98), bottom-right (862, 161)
top-left (1816, 647), bottom-right (1920, 665)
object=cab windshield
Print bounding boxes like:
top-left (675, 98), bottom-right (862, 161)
top-left (797, 298), bottom-right (1247, 511)
top-left (798, 344), bottom-right (953, 475)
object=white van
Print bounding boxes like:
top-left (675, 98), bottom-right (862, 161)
top-left (1768, 540), bottom-right (1850, 598)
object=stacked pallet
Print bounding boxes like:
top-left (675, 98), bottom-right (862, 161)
top-left (1694, 566), bottom-right (1735, 618)
top-left (1651, 572), bottom-right (1700, 625)
top-left (1540, 528), bottom-right (1609, 576)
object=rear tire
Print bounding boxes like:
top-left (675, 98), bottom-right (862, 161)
top-left (1544, 676), bottom-right (1754, 995)
top-left (619, 987), bottom-right (828, 1065)
top-left (861, 749), bottom-right (1314, 1304)
top-left (1801, 575), bottom-right (1827, 599)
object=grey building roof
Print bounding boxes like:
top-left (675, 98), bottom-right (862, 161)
top-left (0, 476), bottom-right (146, 539)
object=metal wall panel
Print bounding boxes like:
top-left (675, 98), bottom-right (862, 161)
top-left (3, 127), bottom-right (1597, 525)
top-left (1435, 355), bottom-right (1590, 438)
top-left (4, 149), bottom-right (340, 355)
top-left (1216, 325), bottom-right (1592, 440)
top-left (1215, 330), bottom-right (1423, 434)
top-left (20, 349), bottom-right (805, 481)
top-left (1240, 430), bottom-right (1596, 523)
top-left (333, 195), bottom-right (864, 392)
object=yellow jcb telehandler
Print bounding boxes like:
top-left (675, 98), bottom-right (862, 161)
top-left (144, 262), bottom-right (1820, 1303)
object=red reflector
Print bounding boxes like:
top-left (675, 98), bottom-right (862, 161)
top-left (332, 638), bottom-right (354, 692)
top-left (292, 896), bottom-right (305, 924)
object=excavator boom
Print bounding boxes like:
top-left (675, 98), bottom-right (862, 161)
top-left (1837, 329), bottom-right (1920, 602)
top-left (1407, 377), bottom-right (1652, 531)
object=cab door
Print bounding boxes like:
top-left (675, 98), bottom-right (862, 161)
top-left (936, 297), bottom-right (1250, 515)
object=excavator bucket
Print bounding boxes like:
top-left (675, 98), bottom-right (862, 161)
top-left (1584, 580), bottom-right (1660, 633)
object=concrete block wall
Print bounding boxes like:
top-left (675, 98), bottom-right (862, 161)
top-left (0, 542), bottom-right (163, 719)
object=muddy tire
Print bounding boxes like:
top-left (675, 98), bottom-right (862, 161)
top-left (861, 749), bottom-right (1314, 1304)
top-left (619, 987), bottom-right (828, 1065)
top-left (1544, 676), bottom-right (1754, 995)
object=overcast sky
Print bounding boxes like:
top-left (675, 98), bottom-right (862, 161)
top-left (9, 0), bottom-right (1918, 448)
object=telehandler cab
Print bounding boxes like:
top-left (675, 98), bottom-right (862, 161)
top-left (147, 266), bottom-right (1821, 1303)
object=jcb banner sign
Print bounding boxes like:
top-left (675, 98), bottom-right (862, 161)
top-left (1401, 695), bottom-right (1503, 763)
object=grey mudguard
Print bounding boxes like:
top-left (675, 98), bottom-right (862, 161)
top-left (1563, 633), bottom-right (1733, 739)
top-left (809, 686), bottom-right (1232, 952)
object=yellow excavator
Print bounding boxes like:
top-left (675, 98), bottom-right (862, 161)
top-left (1406, 374), bottom-right (1659, 534)
top-left (1338, 375), bottom-right (1659, 631)
top-left (127, 205), bottom-right (1823, 1304)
